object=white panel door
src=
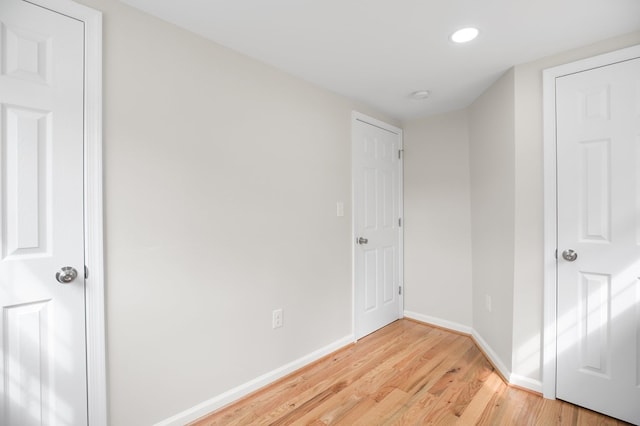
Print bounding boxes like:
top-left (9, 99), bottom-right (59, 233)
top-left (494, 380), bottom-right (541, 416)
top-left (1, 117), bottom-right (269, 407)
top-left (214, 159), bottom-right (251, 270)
top-left (353, 115), bottom-right (402, 339)
top-left (556, 57), bottom-right (640, 424)
top-left (0, 1), bottom-right (87, 425)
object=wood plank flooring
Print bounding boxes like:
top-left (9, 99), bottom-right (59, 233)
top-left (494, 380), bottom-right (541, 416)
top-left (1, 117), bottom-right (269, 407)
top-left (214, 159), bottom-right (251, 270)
top-left (191, 319), bottom-right (630, 425)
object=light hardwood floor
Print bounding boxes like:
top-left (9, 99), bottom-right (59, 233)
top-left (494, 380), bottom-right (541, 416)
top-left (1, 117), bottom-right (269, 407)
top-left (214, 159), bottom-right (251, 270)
top-left (191, 319), bottom-right (630, 425)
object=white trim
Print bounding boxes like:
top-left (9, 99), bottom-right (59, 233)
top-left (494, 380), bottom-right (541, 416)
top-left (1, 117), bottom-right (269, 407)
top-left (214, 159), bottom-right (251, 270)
top-left (26, 1), bottom-right (106, 424)
top-left (352, 111), bottom-right (403, 136)
top-left (351, 112), bottom-right (404, 339)
top-left (510, 374), bottom-right (543, 394)
top-left (471, 329), bottom-right (512, 384)
top-left (542, 59), bottom-right (559, 400)
top-left (542, 44), bottom-right (640, 400)
top-left (350, 114), bottom-right (356, 341)
top-left (403, 311), bottom-right (473, 335)
top-left (154, 334), bottom-right (354, 426)
top-left (404, 312), bottom-right (545, 393)
top-left (158, 311), bottom-right (544, 425)
top-left (397, 125), bottom-right (405, 319)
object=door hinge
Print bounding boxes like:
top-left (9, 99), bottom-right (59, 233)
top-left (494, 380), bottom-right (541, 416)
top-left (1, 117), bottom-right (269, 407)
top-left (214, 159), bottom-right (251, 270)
top-left (398, 218), bottom-right (402, 227)
top-left (399, 286), bottom-right (402, 295)
top-left (398, 149), bottom-right (404, 159)
top-left (84, 265), bottom-right (89, 279)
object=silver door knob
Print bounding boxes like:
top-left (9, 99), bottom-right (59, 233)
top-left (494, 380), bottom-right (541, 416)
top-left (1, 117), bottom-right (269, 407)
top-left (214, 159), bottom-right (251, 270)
top-left (357, 237), bottom-right (368, 245)
top-left (562, 249), bottom-right (578, 262)
top-left (56, 266), bottom-right (78, 284)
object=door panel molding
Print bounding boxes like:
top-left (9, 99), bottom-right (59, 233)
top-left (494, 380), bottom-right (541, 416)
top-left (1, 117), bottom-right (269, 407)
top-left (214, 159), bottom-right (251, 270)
top-left (542, 44), bottom-right (640, 401)
top-left (25, 1), bottom-right (106, 424)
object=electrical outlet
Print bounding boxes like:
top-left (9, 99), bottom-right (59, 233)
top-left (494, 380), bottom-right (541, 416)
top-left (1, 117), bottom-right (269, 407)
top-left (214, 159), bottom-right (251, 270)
top-left (485, 295), bottom-right (492, 312)
top-left (272, 309), bottom-right (283, 329)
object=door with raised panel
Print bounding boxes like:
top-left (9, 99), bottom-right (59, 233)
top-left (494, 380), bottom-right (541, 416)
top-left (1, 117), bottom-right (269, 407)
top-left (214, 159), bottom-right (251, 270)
top-left (556, 56), bottom-right (640, 424)
top-left (353, 114), bottom-right (403, 339)
top-left (0, 1), bottom-right (87, 424)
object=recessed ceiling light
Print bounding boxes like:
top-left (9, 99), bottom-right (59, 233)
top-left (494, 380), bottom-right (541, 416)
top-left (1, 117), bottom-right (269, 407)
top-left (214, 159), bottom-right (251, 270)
top-left (451, 27), bottom-right (479, 43)
top-left (410, 90), bottom-right (430, 100)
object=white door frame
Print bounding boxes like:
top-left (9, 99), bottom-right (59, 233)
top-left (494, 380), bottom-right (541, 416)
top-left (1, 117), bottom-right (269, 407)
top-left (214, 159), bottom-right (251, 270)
top-left (24, 0), bottom-right (106, 423)
top-left (351, 111), bottom-right (404, 340)
top-left (542, 44), bottom-right (640, 400)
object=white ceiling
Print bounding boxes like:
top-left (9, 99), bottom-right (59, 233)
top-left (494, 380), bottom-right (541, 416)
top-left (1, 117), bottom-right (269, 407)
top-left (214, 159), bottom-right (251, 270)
top-left (119, 0), bottom-right (640, 120)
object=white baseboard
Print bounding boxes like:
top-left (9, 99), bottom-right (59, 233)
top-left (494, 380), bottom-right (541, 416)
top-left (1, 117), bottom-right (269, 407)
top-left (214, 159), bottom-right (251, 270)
top-left (510, 373), bottom-right (543, 393)
top-left (404, 311), bottom-right (473, 335)
top-left (470, 329), bottom-right (512, 383)
top-left (405, 311), bottom-right (542, 395)
top-left (154, 334), bottom-right (354, 426)
top-left (157, 314), bottom-right (543, 425)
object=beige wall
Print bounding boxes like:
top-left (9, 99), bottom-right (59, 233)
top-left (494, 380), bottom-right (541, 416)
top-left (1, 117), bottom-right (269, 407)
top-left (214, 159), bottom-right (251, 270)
top-left (403, 33), bottom-right (640, 389)
top-left (68, 0), bottom-right (640, 420)
top-left (402, 76), bottom-right (519, 375)
top-left (403, 110), bottom-right (472, 326)
top-left (468, 69), bottom-right (516, 371)
top-left (76, 0), bottom-right (396, 424)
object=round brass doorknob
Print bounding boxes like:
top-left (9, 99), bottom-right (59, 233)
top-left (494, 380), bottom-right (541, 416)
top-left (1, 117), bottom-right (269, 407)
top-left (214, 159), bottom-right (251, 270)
top-left (56, 266), bottom-right (78, 284)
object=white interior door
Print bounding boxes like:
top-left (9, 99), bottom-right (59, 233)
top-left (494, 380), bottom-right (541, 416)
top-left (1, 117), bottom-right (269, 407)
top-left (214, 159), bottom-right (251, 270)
top-left (0, 1), bottom-right (87, 424)
top-left (556, 56), bottom-right (640, 424)
top-left (353, 114), bottom-right (403, 340)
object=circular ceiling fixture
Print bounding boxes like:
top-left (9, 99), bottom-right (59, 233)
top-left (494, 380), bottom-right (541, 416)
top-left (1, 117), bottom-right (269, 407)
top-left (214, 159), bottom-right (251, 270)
top-left (451, 27), bottom-right (479, 43)
top-left (410, 90), bottom-right (431, 100)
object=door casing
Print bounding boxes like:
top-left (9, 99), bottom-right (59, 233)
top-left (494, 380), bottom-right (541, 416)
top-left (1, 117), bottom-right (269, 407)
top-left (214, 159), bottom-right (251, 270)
top-left (23, 0), bottom-right (106, 424)
top-left (351, 111), bottom-right (404, 340)
top-left (542, 43), bottom-right (640, 400)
